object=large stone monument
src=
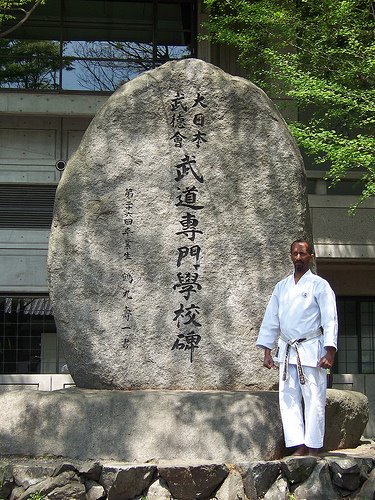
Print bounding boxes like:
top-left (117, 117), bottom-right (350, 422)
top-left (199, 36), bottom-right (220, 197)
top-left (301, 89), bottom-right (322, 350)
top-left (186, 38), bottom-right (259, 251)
top-left (48, 58), bottom-right (312, 391)
top-left (0, 60), bottom-right (368, 470)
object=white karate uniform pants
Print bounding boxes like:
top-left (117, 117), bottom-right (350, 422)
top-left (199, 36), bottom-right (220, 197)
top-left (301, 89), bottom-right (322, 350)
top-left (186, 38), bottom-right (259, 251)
top-left (279, 364), bottom-right (327, 449)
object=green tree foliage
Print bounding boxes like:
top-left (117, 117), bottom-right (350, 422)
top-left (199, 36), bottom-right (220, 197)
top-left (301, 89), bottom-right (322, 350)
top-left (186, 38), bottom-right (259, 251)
top-left (203, 0), bottom-right (375, 210)
top-left (0, 2), bottom-right (73, 90)
top-left (0, 1), bottom-right (45, 37)
top-left (0, 39), bottom-right (61, 89)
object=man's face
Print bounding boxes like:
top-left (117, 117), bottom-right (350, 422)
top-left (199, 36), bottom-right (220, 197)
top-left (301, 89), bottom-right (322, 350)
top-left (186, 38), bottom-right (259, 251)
top-left (291, 242), bottom-right (313, 274)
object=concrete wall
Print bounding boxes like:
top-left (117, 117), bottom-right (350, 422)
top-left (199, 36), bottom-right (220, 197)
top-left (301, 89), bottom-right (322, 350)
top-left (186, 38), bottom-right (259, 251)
top-left (310, 194), bottom-right (375, 261)
top-left (0, 111), bottom-right (97, 293)
top-left (0, 229), bottom-right (50, 292)
top-left (0, 113), bottom-right (94, 182)
top-left (0, 93), bottom-right (106, 118)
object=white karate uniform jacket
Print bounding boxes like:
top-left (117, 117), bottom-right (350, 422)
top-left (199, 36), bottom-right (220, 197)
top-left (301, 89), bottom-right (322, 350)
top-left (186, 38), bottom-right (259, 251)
top-left (256, 270), bottom-right (338, 367)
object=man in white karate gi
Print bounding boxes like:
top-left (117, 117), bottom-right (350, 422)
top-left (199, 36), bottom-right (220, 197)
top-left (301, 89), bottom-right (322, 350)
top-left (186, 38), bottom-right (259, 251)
top-left (256, 239), bottom-right (338, 456)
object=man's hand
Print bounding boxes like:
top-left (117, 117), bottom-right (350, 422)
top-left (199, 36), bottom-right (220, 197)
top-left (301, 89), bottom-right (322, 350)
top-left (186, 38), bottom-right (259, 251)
top-left (318, 346), bottom-right (336, 369)
top-left (263, 348), bottom-right (275, 369)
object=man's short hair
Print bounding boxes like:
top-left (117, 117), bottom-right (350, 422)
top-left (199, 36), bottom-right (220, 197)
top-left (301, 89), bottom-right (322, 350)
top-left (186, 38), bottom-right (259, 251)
top-left (290, 239), bottom-right (314, 255)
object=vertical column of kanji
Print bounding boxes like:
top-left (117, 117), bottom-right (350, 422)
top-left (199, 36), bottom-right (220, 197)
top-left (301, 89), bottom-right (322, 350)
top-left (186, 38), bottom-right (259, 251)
top-left (169, 90), bottom-right (208, 363)
top-left (120, 188), bottom-right (134, 350)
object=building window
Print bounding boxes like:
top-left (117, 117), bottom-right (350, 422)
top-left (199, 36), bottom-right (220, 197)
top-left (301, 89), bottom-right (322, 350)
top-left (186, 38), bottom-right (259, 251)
top-left (335, 297), bottom-right (375, 374)
top-left (0, 0), bottom-right (197, 92)
top-left (0, 296), bottom-right (65, 374)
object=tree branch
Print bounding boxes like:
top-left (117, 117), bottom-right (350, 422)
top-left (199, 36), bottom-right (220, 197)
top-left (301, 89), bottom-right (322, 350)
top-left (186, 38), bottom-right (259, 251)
top-left (0, 0), bottom-right (43, 38)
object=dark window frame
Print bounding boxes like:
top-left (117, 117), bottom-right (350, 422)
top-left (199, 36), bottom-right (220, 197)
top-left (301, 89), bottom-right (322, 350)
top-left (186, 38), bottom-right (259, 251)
top-left (0, 294), bottom-right (58, 374)
top-left (335, 296), bottom-right (375, 374)
top-left (0, 0), bottom-right (197, 93)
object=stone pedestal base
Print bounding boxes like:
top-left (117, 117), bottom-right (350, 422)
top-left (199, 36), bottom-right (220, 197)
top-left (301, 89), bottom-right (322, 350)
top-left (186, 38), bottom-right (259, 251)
top-left (0, 388), bottom-right (368, 462)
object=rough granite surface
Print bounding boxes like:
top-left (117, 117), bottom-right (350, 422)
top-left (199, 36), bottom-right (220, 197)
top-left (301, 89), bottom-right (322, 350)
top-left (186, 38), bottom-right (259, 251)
top-left (0, 388), bottom-right (367, 463)
top-left (48, 58), bottom-right (312, 391)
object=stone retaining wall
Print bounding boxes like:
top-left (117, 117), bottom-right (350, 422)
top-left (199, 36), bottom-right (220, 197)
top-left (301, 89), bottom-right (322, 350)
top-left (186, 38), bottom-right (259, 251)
top-left (1, 454), bottom-right (374, 500)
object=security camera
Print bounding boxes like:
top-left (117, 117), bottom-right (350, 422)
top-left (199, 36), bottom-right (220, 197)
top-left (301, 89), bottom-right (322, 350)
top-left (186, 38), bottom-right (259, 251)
top-left (55, 160), bottom-right (66, 171)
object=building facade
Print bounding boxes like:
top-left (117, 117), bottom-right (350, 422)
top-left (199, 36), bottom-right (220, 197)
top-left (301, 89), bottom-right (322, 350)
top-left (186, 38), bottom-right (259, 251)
top-left (0, 0), bottom-right (374, 431)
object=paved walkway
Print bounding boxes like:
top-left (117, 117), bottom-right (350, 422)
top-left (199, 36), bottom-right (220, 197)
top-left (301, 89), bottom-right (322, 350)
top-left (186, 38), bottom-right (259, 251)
top-left (323, 439), bottom-right (375, 459)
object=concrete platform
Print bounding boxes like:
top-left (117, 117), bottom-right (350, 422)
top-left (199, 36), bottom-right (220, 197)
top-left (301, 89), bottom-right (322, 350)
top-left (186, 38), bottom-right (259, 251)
top-left (0, 388), bottom-right (368, 463)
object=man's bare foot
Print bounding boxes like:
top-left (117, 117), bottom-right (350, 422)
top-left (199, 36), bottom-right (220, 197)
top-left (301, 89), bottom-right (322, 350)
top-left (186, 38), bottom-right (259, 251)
top-left (291, 444), bottom-right (308, 456)
top-left (308, 447), bottom-right (320, 456)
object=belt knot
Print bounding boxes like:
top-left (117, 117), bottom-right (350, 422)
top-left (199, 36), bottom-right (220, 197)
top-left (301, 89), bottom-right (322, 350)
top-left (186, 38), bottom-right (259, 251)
top-left (283, 342), bottom-right (305, 384)
top-left (280, 329), bottom-right (323, 385)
